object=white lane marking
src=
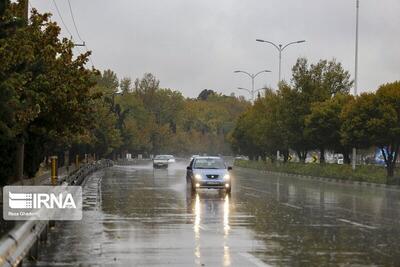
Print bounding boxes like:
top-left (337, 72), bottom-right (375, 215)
top-left (244, 192), bottom-right (259, 198)
top-left (239, 252), bottom-right (273, 267)
top-left (282, 203), bottom-right (302, 210)
top-left (338, 219), bottom-right (377, 230)
top-left (198, 224), bottom-right (208, 230)
top-left (239, 185), bottom-right (269, 194)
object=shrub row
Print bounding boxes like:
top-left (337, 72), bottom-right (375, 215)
top-left (234, 160), bottom-right (399, 184)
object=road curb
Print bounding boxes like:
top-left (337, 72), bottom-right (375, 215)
top-left (236, 167), bottom-right (400, 191)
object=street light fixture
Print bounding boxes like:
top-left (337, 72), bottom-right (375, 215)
top-left (234, 70), bottom-right (271, 101)
top-left (256, 39), bottom-right (306, 84)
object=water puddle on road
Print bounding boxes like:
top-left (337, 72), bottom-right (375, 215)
top-left (24, 164), bottom-right (400, 266)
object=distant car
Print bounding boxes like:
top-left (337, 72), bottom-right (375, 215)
top-left (165, 155), bottom-right (175, 163)
top-left (235, 155), bottom-right (249, 161)
top-left (186, 156), bottom-right (232, 194)
top-left (190, 155), bottom-right (200, 161)
top-left (153, 155), bottom-right (170, 168)
top-left (337, 154), bottom-right (344, 165)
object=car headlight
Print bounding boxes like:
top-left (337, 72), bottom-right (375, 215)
top-left (194, 174), bottom-right (202, 180)
top-left (224, 174), bottom-right (230, 180)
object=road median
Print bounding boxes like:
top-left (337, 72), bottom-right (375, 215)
top-left (235, 160), bottom-right (400, 187)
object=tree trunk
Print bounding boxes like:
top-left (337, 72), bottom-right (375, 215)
top-left (282, 150), bottom-right (289, 163)
top-left (386, 161), bottom-right (397, 185)
top-left (343, 151), bottom-right (351, 164)
top-left (319, 148), bottom-right (325, 164)
top-left (296, 150), bottom-right (307, 163)
top-left (16, 136), bottom-right (25, 182)
top-left (64, 150), bottom-right (70, 173)
top-left (386, 163), bottom-right (395, 178)
top-left (269, 153), bottom-right (275, 163)
top-left (381, 146), bottom-right (398, 183)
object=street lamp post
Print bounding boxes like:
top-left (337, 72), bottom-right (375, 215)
top-left (352, 0), bottom-right (360, 170)
top-left (256, 39), bottom-right (306, 83)
top-left (234, 70), bottom-right (271, 101)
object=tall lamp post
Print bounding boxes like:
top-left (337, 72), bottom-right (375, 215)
top-left (352, 0), bottom-right (360, 170)
top-left (255, 39), bottom-right (306, 83)
top-left (234, 70), bottom-right (271, 101)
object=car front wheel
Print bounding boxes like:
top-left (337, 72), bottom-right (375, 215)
top-left (190, 180), bottom-right (196, 193)
top-left (225, 187), bottom-right (231, 194)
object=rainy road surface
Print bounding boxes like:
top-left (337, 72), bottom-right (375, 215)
top-left (25, 160), bottom-right (400, 266)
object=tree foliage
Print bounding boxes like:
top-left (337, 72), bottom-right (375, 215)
top-left (341, 81), bottom-right (400, 180)
top-left (232, 57), bottom-right (353, 163)
top-left (82, 72), bottom-right (250, 159)
top-left (0, 3), bottom-right (97, 181)
top-left (231, 57), bottom-right (400, 181)
top-left (305, 94), bottom-right (353, 163)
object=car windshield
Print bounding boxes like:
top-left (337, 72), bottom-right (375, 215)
top-left (194, 158), bottom-right (226, 169)
top-left (155, 155), bottom-right (169, 160)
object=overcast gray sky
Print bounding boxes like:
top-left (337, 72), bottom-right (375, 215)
top-left (31, 0), bottom-right (400, 98)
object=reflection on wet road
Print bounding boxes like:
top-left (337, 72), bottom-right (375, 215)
top-left (26, 161), bottom-right (400, 266)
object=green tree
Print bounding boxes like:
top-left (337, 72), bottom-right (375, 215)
top-left (120, 77), bottom-right (132, 94)
top-left (231, 110), bottom-right (261, 159)
top-left (305, 94), bottom-right (353, 163)
top-left (283, 58), bottom-right (353, 162)
top-left (198, 89), bottom-right (215, 100)
top-left (0, 4), bottom-right (97, 181)
top-left (278, 82), bottom-right (311, 162)
top-left (341, 81), bottom-right (400, 181)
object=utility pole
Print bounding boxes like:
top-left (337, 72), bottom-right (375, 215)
top-left (352, 0), bottom-right (360, 171)
top-left (354, 0), bottom-right (359, 96)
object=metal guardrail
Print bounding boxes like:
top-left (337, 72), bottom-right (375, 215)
top-left (0, 159), bottom-right (113, 267)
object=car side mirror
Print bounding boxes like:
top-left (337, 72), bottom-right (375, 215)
top-left (228, 166), bottom-right (233, 171)
top-left (187, 166), bottom-right (192, 170)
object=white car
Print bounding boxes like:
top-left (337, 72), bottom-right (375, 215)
top-left (235, 155), bottom-right (249, 161)
top-left (186, 156), bottom-right (233, 194)
top-left (190, 155), bottom-right (200, 161)
top-left (166, 155), bottom-right (175, 163)
top-left (337, 154), bottom-right (344, 165)
top-left (153, 155), bottom-right (170, 168)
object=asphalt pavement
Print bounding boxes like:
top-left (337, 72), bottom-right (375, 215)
top-left (24, 160), bottom-right (400, 266)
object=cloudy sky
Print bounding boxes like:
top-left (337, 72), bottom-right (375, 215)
top-left (30, 0), bottom-right (400, 98)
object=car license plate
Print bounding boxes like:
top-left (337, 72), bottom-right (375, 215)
top-left (206, 181), bottom-right (219, 185)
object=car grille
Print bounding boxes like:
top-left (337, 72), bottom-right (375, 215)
top-left (206, 174), bottom-right (219, 179)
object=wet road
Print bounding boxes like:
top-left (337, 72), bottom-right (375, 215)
top-left (26, 161), bottom-right (400, 266)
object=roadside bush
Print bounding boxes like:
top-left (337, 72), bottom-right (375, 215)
top-left (234, 160), bottom-right (398, 184)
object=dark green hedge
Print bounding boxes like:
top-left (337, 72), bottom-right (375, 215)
top-left (234, 160), bottom-right (398, 184)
